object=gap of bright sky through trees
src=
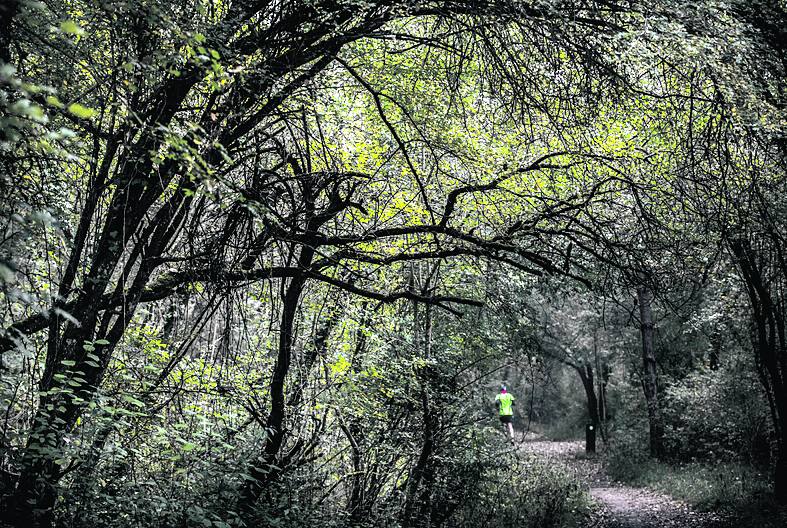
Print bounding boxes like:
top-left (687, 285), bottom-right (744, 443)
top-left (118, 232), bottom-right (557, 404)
top-left (1, 1), bottom-right (786, 527)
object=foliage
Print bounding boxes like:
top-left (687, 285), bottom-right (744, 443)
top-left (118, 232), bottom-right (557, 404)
top-left (2, 0), bottom-right (787, 525)
top-left (661, 361), bottom-right (770, 464)
top-left (451, 448), bottom-right (592, 528)
top-left (612, 459), bottom-right (787, 527)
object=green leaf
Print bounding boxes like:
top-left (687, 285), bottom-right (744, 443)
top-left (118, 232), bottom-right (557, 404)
top-left (122, 395), bottom-right (145, 408)
top-left (59, 20), bottom-right (85, 36)
top-left (67, 103), bottom-right (96, 119)
top-left (45, 95), bottom-right (64, 108)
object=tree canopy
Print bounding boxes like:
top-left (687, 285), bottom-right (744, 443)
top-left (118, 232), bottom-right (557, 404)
top-left (1, 0), bottom-right (787, 527)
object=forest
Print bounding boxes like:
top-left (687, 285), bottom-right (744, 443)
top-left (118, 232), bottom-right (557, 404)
top-left (1, 0), bottom-right (786, 527)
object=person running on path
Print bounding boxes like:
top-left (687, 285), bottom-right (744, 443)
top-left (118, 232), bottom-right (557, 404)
top-left (495, 384), bottom-right (515, 443)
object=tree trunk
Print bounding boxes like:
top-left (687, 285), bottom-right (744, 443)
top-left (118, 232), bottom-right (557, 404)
top-left (592, 330), bottom-right (609, 442)
top-left (9, 178), bottom-right (196, 526)
top-left (0, 0), bottom-right (17, 64)
top-left (342, 419), bottom-right (367, 522)
top-left (575, 362), bottom-right (599, 453)
top-left (346, 303), bottom-right (370, 521)
top-left (402, 299), bottom-right (438, 528)
top-left (237, 210), bottom-right (320, 511)
top-left (598, 362), bottom-right (610, 442)
top-left (637, 285), bottom-right (663, 458)
top-left (729, 239), bottom-right (787, 504)
top-left (7, 64), bottom-right (201, 525)
top-left (237, 272), bottom-right (307, 512)
top-left (576, 363), bottom-right (599, 425)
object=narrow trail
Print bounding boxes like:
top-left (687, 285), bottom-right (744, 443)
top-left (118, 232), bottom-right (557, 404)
top-left (520, 439), bottom-right (728, 528)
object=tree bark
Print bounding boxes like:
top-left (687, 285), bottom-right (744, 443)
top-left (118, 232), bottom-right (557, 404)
top-left (637, 285), bottom-right (663, 458)
top-left (598, 362), bottom-right (610, 442)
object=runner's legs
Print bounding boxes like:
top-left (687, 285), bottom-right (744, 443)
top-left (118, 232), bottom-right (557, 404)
top-left (499, 415), bottom-right (514, 442)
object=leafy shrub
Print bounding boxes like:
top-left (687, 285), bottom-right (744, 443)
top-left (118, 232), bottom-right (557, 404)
top-left (605, 424), bottom-right (652, 482)
top-left (603, 380), bottom-right (652, 482)
top-left (661, 362), bottom-right (770, 464)
top-left (626, 460), bottom-right (787, 527)
top-left (645, 462), bottom-right (771, 511)
top-left (452, 443), bottom-right (591, 528)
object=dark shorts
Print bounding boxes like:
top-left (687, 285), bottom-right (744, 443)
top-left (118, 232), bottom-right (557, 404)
top-left (499, 415), bottom-right (512, 424)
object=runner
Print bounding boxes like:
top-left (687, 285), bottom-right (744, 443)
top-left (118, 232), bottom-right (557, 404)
top-left (495, 384), bottom-right (516, 444)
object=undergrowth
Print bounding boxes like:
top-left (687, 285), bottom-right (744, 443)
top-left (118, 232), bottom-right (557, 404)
top-left (608, 451), bottom-right (787, 527)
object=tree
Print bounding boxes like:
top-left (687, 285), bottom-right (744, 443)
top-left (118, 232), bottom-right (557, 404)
top-left (0, 1), bottom-right (633, 524)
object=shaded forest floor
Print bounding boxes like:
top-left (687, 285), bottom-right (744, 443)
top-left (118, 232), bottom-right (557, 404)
top-left (520, 439), bottom-right (730, 527)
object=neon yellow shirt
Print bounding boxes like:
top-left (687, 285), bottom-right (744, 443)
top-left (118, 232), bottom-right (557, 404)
top-left (495, 393), bottom-right (515, 416)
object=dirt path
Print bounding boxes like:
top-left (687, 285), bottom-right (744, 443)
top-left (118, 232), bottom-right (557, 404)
top-left (521, 440), bottom-right (727, 528)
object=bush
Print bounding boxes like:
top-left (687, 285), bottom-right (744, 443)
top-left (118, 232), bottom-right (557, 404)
top-left (603, 379), bottom-right (652, 482)
top-left (645, 462), bottom-right (771, 511)
top-left (605, 424), bottom-right (652, 482)
top-left (453, 445), bottom-right (591, 528)
top-left (661, 361), bottom-right (770, 464)
top-left (625, 460), bottom-right (787, 527)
